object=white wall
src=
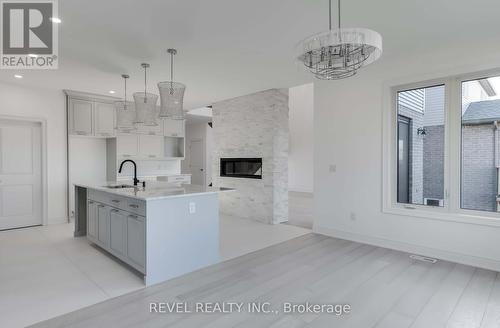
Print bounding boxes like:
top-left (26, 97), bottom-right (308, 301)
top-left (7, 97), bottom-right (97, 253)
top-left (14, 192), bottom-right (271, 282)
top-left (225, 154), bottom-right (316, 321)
top-left (313, 42), bottom-right (500, 271)
top-left (0, 82), bottom-right (67, 224)
top-left (288, 83), bottom-right (314, 193)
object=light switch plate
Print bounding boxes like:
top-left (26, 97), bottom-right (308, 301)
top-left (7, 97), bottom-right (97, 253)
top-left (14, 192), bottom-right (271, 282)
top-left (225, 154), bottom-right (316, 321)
top-left (189, 202), bottom-right (196, 214)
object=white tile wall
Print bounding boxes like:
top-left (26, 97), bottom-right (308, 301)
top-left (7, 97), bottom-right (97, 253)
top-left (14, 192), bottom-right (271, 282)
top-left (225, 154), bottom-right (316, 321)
top-left (212, 89), bottom-right (289, 224)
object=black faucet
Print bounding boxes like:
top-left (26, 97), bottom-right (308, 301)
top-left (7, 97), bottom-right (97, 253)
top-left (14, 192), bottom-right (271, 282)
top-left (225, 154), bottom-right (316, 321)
top-left (118, 160), bottom-right (140, 186)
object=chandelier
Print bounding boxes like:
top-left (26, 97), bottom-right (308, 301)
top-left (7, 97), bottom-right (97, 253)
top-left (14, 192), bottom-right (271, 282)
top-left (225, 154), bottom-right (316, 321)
top-left (115, 74), bottom-right (136, 131)
top-left (133, 63), bottom-right (158, 125)
top-left (296, 0), bottom-right (382, 80)
top-left (158, 48), bottom-right (186, 120)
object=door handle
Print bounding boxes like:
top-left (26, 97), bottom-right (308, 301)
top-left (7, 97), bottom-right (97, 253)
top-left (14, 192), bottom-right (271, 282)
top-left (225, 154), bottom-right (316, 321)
top-left (111, 199), bottom-right (120, 203)
top-left (129, 204), bottom-right (139, 209)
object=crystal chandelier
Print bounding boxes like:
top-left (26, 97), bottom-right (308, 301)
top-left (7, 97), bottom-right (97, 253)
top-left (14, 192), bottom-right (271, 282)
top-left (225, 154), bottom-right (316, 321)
top-left (296, 0), bottom-right (382, 80)
top-left (158, 48), bottom-right (186, 120)
top-left (115, 74), bottom-right (136, 131)
top-left (134, 63), bottom-right (158, 125)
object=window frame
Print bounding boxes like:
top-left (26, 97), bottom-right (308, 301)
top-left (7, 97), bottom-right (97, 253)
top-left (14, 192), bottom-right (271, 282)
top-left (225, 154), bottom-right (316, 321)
top-left (383, 68), bottom-right (500, 228)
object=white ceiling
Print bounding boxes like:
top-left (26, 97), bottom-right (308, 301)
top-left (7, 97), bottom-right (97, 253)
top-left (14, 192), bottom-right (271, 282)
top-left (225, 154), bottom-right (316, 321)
top-left (1, 0), bottom-right (500, 109)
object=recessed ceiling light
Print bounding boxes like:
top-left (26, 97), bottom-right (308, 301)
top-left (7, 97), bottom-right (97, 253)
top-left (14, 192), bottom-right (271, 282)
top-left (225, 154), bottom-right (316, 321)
top-left (28, 54), bottom-right (38, 58)
top-left (14, 74), bottom-right (23, 79)
top-left (109, 90), bottom-right (116, 94)
top-left (50, 17), bottom-right (61, 23)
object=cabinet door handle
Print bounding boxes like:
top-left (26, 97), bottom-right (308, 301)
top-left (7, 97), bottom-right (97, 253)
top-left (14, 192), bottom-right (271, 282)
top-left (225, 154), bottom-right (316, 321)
top-left (128, 214), bottom-right (138, 219)
top-left (98, 204), bottom-right (105, 208)
top-left (111, 199), bottom-right (120, 203)
top-left (122, 154), bottom-right (131, 157)
top-left (148, 155), bottom-right (156, 158)
top-left (111, 209), bottom-right (119, 213)
top-left (88, 201), bottom-right (94, 204)
top-left (75, 131), bottom-right (87, 135)
top-left (129, 204), bottom-right (139, 209)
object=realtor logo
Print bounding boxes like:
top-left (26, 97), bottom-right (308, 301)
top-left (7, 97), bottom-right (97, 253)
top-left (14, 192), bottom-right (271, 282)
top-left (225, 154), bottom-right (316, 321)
top-left (1, 0), bottom-right (58, 69)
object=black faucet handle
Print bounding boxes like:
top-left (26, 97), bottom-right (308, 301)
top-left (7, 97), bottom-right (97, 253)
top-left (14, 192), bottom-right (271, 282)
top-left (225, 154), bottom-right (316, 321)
top-left (142, 181), bottom-right (146, 188)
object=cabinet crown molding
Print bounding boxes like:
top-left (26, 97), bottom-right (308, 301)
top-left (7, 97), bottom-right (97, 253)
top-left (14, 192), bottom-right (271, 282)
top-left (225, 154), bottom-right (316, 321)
top-left (64, 89), bottom-right (120, 103)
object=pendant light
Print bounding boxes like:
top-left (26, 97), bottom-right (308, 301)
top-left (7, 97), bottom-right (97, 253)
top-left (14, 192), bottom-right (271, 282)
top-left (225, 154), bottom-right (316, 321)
top-left (133, 63), bottom-right (158, 125)
top-left (158, 48), bottom-right (186, 120)
top-left (296, 0), bottom-right (382, 79)
top-left (115, 74), bottom-right (136, 131)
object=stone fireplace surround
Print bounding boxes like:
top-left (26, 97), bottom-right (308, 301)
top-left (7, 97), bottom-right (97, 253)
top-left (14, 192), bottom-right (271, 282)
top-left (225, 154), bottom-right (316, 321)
top-left (212, 89), bottom-right (289, 224)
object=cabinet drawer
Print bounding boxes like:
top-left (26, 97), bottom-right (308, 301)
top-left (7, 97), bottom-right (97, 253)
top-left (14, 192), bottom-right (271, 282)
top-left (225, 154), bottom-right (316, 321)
top-left (125, 198), bottom-right (146, 216)
top-left (88, 189), bottom-right (127, 206)
top-left (169, 175), bottom-right (191, 183)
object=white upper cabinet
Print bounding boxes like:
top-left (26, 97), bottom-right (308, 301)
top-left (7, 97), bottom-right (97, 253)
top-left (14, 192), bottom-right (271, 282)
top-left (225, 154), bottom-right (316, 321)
top-left (136, 122), bottom-right (163, 135)
top-left (94, 102), bottom-right (116, 137)
top-left (69, 99), bottom-right (93, 136)
top-left (163, 119), bottom-right (184, 137)
top-left (138, 135), bottom-right (164, 159)
top-left (116, 135), bottom-right (138, 158)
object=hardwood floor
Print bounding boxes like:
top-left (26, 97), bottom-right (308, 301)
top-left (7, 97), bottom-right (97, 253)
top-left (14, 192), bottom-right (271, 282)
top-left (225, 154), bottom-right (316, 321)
top-left (31, 233), bottom-right (500, 328)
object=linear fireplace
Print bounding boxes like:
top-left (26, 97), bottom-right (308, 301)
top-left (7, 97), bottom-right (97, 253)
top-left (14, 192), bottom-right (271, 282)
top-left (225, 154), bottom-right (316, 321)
top-left (220, 158), bottom-right (262, 179)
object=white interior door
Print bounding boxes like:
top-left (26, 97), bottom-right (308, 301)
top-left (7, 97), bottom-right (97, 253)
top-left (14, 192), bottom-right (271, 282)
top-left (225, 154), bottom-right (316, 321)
top-left (189, 139), bottom-right (205, 185)
top-left (0, 119), bottom-right (42, 230)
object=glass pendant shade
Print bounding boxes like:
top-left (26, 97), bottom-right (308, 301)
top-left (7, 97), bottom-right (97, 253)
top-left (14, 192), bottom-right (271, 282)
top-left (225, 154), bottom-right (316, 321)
top-left (296, 0), bottom-right (382, 80)
top-left (115, 74), bottom-right (136, 131)
top-left (158, 48), bottom-right (186, 120)
top-left (158, 81), bottom-right (186, 120)
top-left (133, 92), bottom-right (158, 124)
top-left (115, 101), bottom-right (136, 131)
top-left (296, 28), bottom-right (382, 80)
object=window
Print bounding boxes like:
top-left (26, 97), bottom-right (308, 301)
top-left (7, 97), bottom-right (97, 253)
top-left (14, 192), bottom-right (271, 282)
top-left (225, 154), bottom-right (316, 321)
top-left (385, 69), bottom-right (500, 223)
top-left (461, 77), bottom-right (500, 212)
top-left (396, 85), bottom-right (445, 207)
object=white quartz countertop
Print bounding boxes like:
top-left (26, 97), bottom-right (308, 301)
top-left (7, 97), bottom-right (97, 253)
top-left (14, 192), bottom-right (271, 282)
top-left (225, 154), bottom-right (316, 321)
top-left (74, 181), bottom-right (234, 201)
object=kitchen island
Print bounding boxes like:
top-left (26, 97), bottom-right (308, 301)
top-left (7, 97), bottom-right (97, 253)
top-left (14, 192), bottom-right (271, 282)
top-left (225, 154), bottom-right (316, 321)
top-left (74, 182), bottom-right (232, 286)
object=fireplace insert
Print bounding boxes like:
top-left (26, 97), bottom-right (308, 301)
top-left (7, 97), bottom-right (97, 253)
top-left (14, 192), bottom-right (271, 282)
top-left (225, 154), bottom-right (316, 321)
top-left (220, 158), bottom-right (262, 179)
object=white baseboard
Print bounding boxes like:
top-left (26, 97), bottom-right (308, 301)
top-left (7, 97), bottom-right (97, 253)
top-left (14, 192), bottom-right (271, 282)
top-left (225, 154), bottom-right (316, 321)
top-left (314, 225), bottom-right (500, 273)
top-left (48, 217), bottom-right (69, 225)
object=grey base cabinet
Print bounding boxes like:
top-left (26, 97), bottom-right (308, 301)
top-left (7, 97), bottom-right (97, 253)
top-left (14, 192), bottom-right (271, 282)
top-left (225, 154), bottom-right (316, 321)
top-left (80, 186), bottom-right (220, 286)
top-left (127, 215), bottom-right (145, 269)
top-left (87, 191), bottom-right (146, 274)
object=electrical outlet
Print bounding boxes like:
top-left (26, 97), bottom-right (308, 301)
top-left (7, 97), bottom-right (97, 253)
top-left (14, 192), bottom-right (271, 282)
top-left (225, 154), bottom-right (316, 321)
top-left (329, 164), bottom-right (336, 173)
top-left (350, 212), bottom-right (357, 221)
top-left (189, 202), bottom-right (196, 214)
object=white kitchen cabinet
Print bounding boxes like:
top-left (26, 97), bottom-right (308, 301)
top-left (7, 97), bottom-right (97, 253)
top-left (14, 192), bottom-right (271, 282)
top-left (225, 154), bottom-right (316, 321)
top-left (136, 123), bottom-right (163, 135)
top-left (138, 135), bottom-right (164, 159)
top-left (87, 200), bottom-right (98, 241)
top-left (110, 209), bottom-right (127, 257)
top-left (69, 99), bottom-right (93, 136)
top-left (163, 119), bottom-right (184, 137)
top-left (127, 214), bottom-right (145, 270)
top-left (97, 204), bottom-right (110, 247)
top-left (95, 102), bottom-right (116, 137)
top-left (116, 135), bottom-right (138, 158)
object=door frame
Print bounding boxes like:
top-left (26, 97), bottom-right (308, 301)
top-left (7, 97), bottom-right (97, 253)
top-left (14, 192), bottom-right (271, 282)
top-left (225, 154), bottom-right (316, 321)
top-left (189, 137), bottom-right (206, 186)
top-left (0, 115), bottom-right (48, 226)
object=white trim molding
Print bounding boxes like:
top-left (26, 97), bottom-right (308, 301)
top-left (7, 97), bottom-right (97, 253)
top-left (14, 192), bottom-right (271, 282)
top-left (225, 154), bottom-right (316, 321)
top-left (382, 67), bottom-right (500, 228)
top-left (314, 225), bottom-right (500, 273)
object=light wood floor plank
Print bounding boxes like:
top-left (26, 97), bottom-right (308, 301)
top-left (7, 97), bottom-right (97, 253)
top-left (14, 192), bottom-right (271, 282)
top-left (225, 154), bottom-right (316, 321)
top-left (410, 264), bottom-right (476, 328)
top-left (30, 234), bottom-right (500, 328)
top-left (446, 268), bottom-right (496, 328)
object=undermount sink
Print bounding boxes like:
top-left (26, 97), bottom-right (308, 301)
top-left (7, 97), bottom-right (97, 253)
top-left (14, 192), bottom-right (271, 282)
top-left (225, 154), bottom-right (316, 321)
top-left (103, 184), bottom-right (135, 189)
